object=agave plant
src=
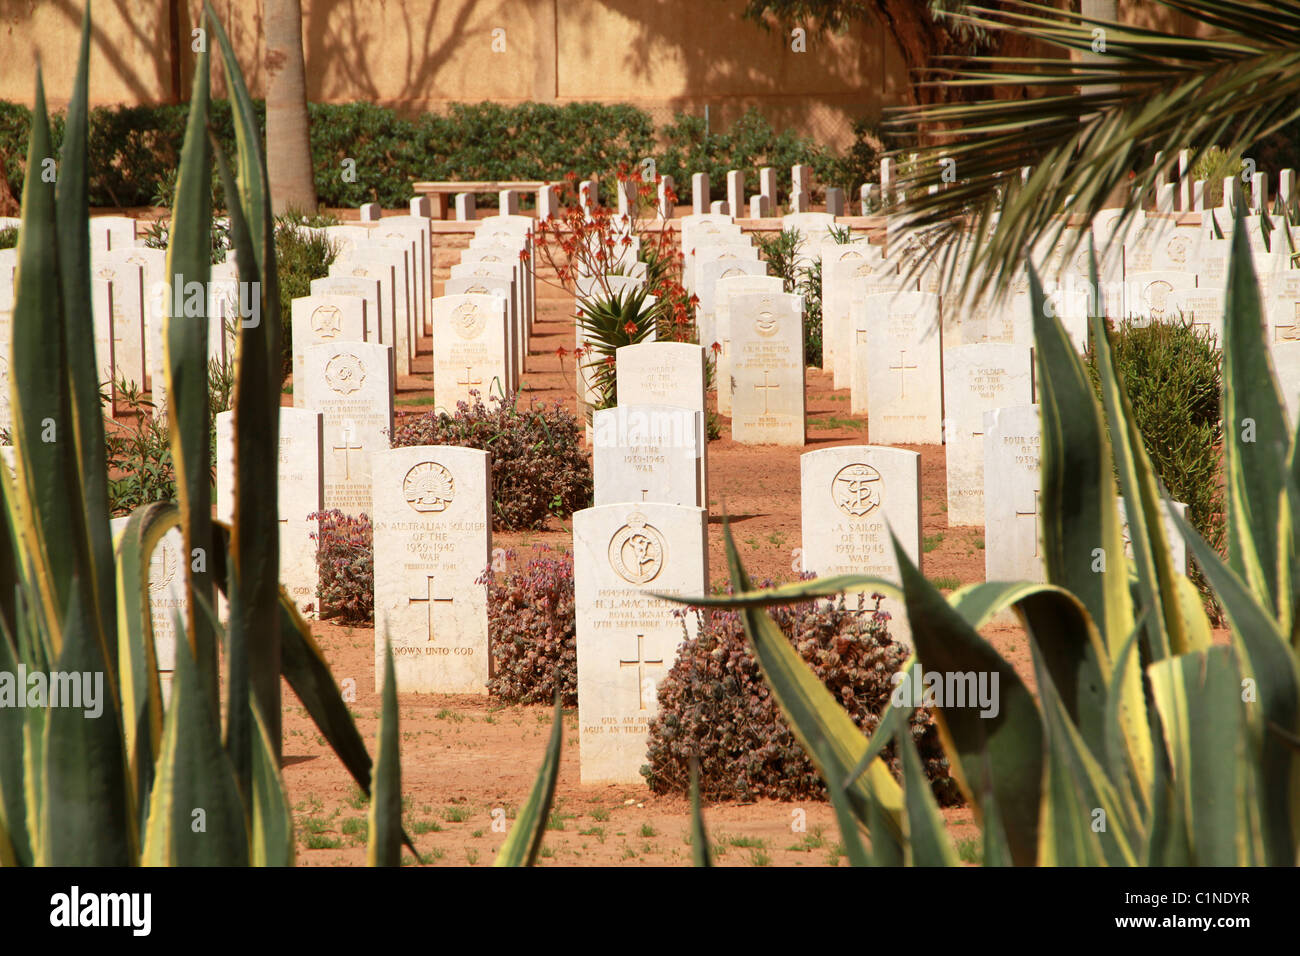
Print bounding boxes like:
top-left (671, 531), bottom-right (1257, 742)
top-left (678, 222), bottom-right (1300, 866)
top-left (0, 4), bottom-right (403, 867)
top-left (577, 286), bottom-right (660, 412)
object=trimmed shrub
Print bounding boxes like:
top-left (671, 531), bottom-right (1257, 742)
top-left (391, 392), bottom-right (593, 531)
top-left (0, 225), bottom-right (16, 249)
top-left (1087, 319), bottom-right (1225, 615)
top-left (0, 98), bottom-right (872, 212)
top-left (642, 588), bottom-right (961, 805)
top-left (311, 509), bottom-right (374, 624)
top-left (484, 545), bottom-right (577, 706)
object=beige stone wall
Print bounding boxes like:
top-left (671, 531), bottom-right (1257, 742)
top-left (0, 1), bottom-right (1204, 148)
top-left (0, 0), bottom-right (901, 148)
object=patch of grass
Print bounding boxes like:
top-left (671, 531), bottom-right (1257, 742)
top-left (538, 845), bottom-right (555, 859)
top-left (726, 834), bottom-right (767, 849)
top-left (766, 531), bottom-right (787, 549)
top-left (826, 843), bottom-right (845, 867)
top-left (425, 847), bottom-right (446, 862)
top-left (590, 807), bottom-right (611, 822)
top-left (808, 415), bottom-right (863, 431)
top-left (975, 537), bottom-right (985, 549)
top-left (750, 848), bottom-right (772, 866)
top-left (579, 826), bottom-right (607, 843)
top-left (922, 532), bottom-right (944, 553)
top-left (341, 817), bottom-right (366, 836)
top-left (547, 810), bottom-right (577, 831)
top-left (932, 575), bottom-right (961, 591)
top-left (299, 815), bottom-right (332, 835)
top-left (345, 786), bottom-right (368, 810)
top-left (471, 829), bottom-right (484, 838)
top-left (434, 708), bottom-right (465, 723)
top-left (443, 805), bottom-right (473, 823)
top-left (410, 819), bottom-right (443, 835)
top-left (788, 826), bottom-right (827, 852)
top-left (466, 848), bottom-right (480, 865)
top-left (396, 395), bottom-right (440, 406)
top-left (304, 832), bottom-right (341, 850)
top-left (956, 836), bottom-right (983, 864)
top-left (639, 823), bottom-right (658, 838)
top-left (620, 845), bottom-right (637, 860)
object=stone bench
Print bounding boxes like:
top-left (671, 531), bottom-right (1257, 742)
top-left (411, 181), bottom-right (562, 220)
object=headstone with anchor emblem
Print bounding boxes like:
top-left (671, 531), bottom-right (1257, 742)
top-left (372, 446), bottom-right (491, 694)
top-left (799, 446), bottom-right (920, 646)
top-left (573, 502), bottom-right (708, 784)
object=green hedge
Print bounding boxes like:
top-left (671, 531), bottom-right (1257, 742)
top-left (0, 99), bottom-right (876, 210)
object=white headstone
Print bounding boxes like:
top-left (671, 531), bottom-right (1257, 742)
top-left (302, 341), bottom-right (394, 516)
top-left (593, 404), bottom-right (703, 508)
top-left (942, 344), bottom-right (1034, 526)
top-left (574, 502), bottom-right (708, 783)
top-left (291, 295), bottom-right (368, 407)
top-left (372, 446), bottom-right (491, 694)
top-left (616, 341), bottom-right (709, 506)
top-left (983, 404), bottom-right (1043, 583)
top-left (716, 274), bottom-right (784, 416)
top-left (866, 291), bottom-right (943, 444)
top-left (431, 293), bottom-right (510, 414)
top-left (691, 172), bottom-right (710, 216)
top-left (729, 291), bottom-right (806, 446)
top-left (800, 445), bottom-right (921, 644)
top-left (215, 407), bottom-right (324, 614)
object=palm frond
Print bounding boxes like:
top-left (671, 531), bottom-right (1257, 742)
top-left (886, 0), bottom-right (1300, 302)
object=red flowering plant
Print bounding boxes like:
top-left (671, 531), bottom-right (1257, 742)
top-left (532, 164), bottom-right (701, 415)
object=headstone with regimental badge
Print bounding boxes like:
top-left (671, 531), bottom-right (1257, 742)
top-left (302, 341), bottom-right (393, 516)
top-left (372, 445), bottom-right (491, 694)
top-left (431, 293), bottom-right (509, 414)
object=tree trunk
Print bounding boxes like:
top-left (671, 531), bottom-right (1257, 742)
top-left (1080, 1), bottom-right (1126, 207)
top-left (264, 0), bottom-right (316, 215)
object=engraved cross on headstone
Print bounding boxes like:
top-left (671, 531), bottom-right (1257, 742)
top-left (409, 575), bottom-right (454, 643)
top-left (457, 366), bottom-right (482, 388)
top-left (332, 428), bottom-right (364, 481)
top-left (754, 369), bottom-right (780, 415)
top-left (890, 349), bottom-right (919, 398)
top-left (1274, 304), bottom-right (1300, 342)
top-left (1016, 490), bottom-right (1042, 558)
top-left (620, 634), bottom-right (664, 711)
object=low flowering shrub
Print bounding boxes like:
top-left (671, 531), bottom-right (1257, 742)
top-left (483, 546), bottom-right (577, 706)
top-left (391, 392), bottom-right (593, 531)
top-left (643, 588), bottom-right (961, 805)
top-left (311, 509), bottom-right (374, 624)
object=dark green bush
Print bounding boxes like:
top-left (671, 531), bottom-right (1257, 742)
top-left (642, 588), bottom-right (960, 805)
top-left (483, 545), bottom-right (577, 706)
top-left (0, 225), bottom-right (16, 249)
top-left (1087, 319), bottom-right (1225, 616)
top-left (0, 98), bottom-right (867, 211)
top-left (391, 392), bottom-right (593, 531)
